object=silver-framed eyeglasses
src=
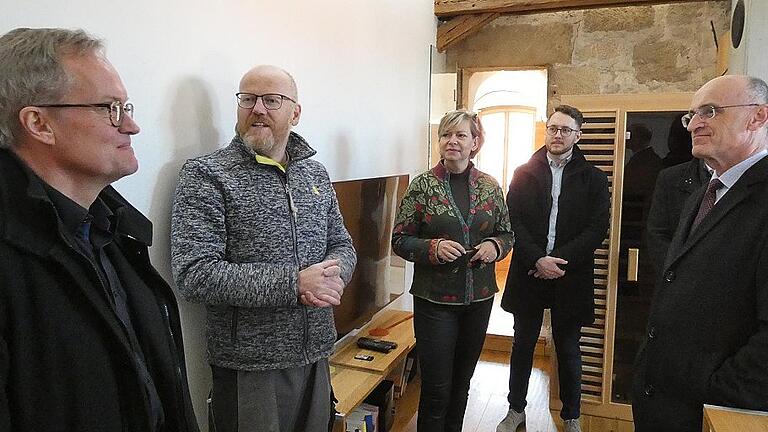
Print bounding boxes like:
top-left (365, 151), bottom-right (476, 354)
top-left (545, 125), bottom-right (578, 137)
top-left (35, 100), bottom-right (134, 128)
top-left (236, 93), bottom-right (296, 110)
top-left (681, 104), bottom-right (761, 128)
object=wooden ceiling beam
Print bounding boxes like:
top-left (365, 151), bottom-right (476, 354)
top-left (435, 0), bottom-right (724, 18)
top-left (437, 12), bottom-right (500, 52)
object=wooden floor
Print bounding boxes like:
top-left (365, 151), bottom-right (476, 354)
top-left (391, 350), bottom-right (558, 432)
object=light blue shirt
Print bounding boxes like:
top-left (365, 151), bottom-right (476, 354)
top-left (711, 149), bottom-right (768, 203)
top-left (545, 149), bottom-right (573, 254)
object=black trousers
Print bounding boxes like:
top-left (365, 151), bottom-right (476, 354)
top-left (507, 309), bottom-right (582, 420)
top-left (413, 296), bottom-right (493, 432)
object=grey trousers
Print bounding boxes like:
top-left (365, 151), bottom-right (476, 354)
top-left (209, 359), bottom-right (332, 432)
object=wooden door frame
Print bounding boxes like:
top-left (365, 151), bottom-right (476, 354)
top-left (555, 92), bottom-right (694, 421)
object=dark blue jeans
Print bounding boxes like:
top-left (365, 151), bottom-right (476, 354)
top-left (507, 309), bottom-right (582, 420)
top-left (414, 296), bottom-right (493, 432)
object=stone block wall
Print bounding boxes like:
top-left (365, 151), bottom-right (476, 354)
top-left (443, 2), bottom-right (730, 100)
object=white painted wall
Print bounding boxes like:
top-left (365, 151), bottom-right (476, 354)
top-left (2, 1), bottom-right (435, 427)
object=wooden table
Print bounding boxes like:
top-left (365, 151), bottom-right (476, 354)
top-left (703, 404), bottom-right (768, 432)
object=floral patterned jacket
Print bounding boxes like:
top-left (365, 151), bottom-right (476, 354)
top-left (392, 161), bottom-right (514, 304)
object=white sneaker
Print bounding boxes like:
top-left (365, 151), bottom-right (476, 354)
top-left (496, 408), bottom-right (525, 432)
top-left (564, 418), bottom-right (581, 432)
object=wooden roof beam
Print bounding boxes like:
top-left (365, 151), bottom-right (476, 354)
top-left (437, 12), bottom-right (500, 52)
top-left (435, 0), bottom-right (724, 18)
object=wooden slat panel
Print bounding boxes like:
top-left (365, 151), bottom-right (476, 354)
top-left (581, 345), bottom-right (604, 355)
top-left (579, 144), bottom-right (615, 151)
top-left (583, 365), bottom-right (604, 374)
top-left (582, 111), bottom-right (619, 118)
top-left (581, 123), bottom-right (616, 129)
top-left (581, 133), bottom-right (616, 140)
top-left (582, 326), bottom-right (604, 336)
top-left (582, 374), bottom-right (603, 384)
top-left (581, 383), bottom-right (602, 393)
top-left (580, 336), bottom-right (604, 345)
top-left (585, 155), bottom-right (615, 161)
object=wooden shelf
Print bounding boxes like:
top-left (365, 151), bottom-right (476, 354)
top-left (330, 309), bottom-right (416, 431)
top-left (331, 309), bottom-right (415, 374)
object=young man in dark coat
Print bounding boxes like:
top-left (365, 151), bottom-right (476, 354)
top-left (0, 28), bottom-right (199, 432)
top-left (497, 105), bottom-right (610, 432)
top-left (632, 75), bottom-right (768, 431)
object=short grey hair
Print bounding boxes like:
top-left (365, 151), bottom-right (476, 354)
top-left (0, 28), bottom-right (103, 149)
top-left (745, 76), bottom-right (768, 104)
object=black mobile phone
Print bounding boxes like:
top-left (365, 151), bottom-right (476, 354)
top-left (354, 354), bottom-right (374, 361)
top-left (454, 247), bottom-right (479, 268)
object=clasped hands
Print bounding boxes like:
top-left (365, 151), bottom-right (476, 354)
top-left (437, 239), bottom-right (498, 264)
top-left (528, 255), bottom-right (568, 279)
top-left (298, 259), bottom-right (345, 308)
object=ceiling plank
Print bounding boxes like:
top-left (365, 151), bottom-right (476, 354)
top-left (435, 0), bottom-right (724, 18)
top-left (437, 12), bottom-right (501, 52)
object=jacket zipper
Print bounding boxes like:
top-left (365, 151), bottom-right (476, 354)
top-left (282, 173), bottom-right (310, 364)
top-left (161, 301), bottom-right (191, 432)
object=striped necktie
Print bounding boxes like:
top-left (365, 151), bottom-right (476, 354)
top-left (690, 178), bottom-right (724, 231)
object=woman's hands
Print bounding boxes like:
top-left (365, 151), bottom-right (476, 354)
top-left (436, 239), bottom-right (498, 264)
top-left (469, 240), bottom-right (498, 264)
top-left (436, 239), bottom-right (466, 263)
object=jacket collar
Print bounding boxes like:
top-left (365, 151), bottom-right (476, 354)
top-left (523, 145), bottom-right (589, 182)
top-left (0, 149), bottom-right (153, 256)
top-left (431, 159), bottom-right (481, 184)
top-left (664, 154), bottom-right (768, 269)
top-left (231, 131), bottom-right (317, 164)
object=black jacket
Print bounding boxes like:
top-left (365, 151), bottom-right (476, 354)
top-left (0, 149), bottom-right (199, 432)
top-left (646, 159), bottom-right (710, 280)
top-left (632, 155), bottom-right (768, 431)
top-left (501, 146), bottom-right (610, 324)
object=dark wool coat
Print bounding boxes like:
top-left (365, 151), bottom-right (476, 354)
top-left (0, 150), bottom-right (199, 432)
top-left (646, 158), bottom-right (711, 279)
top-left (632, 155), bottom-right (768, 432)
top-left (501, 146), bottom-right (610, 324)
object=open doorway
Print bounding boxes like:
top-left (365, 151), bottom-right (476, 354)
top-left (466, 68), bottom-right (549, 339)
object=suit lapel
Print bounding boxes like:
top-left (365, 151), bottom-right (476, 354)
top-left (664, 156), bottom-right (768, 270)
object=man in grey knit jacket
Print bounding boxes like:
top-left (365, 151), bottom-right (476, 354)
top-left (171, 65), bottom-right (356, 432)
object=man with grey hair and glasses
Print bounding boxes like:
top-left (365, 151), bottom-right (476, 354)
top-left (171, 65), bottom-right (356, 432)
top-left (632, 75), bottom-right (768, 431)
top-left (0, 28), bottom-right (198, 432)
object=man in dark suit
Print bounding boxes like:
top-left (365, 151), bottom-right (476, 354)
top-left (646, 158), bottom-right (711, 279)
top-left (497, 105), bottom-right (610, 432)
top-left (632, 75), bottom-right (768, 431)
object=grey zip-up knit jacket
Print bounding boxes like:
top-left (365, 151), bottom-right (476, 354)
top-left (171, 132), bottom-right (356, 371)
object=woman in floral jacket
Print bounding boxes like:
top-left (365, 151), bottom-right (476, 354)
top-left (392, 110), bottom-right (514, 431)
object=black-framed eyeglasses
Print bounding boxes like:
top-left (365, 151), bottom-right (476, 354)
top-left (235, 92), bottom-right (296, 111)
top-left (545, 125), bottom-right (579, 137)
top-left (681, 104), bottom-right (761, 128)
top-left (35, 100), bottom-right (134, 128)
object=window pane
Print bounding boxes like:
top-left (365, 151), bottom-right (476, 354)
top-left (506, 111), bottom-right (536, 185)
top-left (476, 112), bottom-right (506, 185)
